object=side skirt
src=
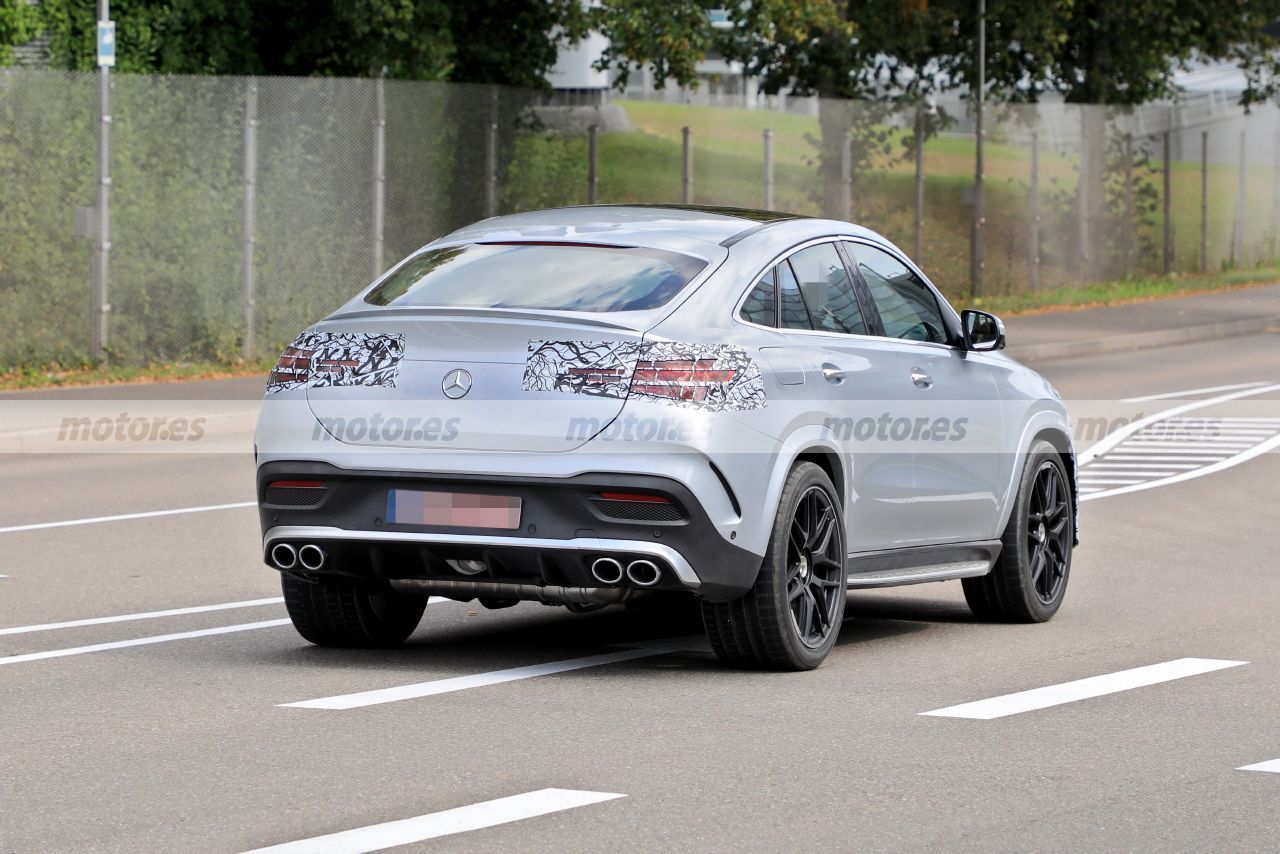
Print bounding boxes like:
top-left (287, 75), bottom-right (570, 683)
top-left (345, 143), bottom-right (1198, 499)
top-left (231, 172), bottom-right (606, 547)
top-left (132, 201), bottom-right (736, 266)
top-left (845, 540), bottom-right (1000, 589)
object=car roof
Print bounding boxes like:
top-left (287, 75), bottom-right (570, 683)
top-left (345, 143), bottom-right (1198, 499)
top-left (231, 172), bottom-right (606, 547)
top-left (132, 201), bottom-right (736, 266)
top-left (439, 204), bottom-right (809, 248)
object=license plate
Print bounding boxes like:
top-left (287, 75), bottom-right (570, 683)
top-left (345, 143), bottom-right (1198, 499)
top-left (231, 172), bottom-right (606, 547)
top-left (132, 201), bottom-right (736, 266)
top-left (387, 489), bottom-right (522, 530)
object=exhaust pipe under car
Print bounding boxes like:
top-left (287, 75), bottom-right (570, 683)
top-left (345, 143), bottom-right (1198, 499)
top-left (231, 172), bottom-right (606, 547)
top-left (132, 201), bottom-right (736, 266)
top-left (590, 557), bottom-right (625, 585)
top-left (270, 543), bottom-right (298, 571)
top-left (626, 559), bottom-right (661, 587)
top-left (298, 544), bottom-right (327, 571)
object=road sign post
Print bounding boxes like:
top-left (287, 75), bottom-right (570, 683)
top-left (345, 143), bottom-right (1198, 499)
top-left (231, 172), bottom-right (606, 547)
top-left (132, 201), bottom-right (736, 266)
top-left (94, 3), bottom-right (113, 361)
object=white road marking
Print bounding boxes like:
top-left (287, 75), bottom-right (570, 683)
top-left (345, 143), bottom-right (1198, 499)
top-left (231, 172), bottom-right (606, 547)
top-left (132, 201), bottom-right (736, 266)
top-left (0, 619), bottom-right (292, 666)
top-left (0, 500), bottom-right (257, 535)
top-left (281, 637), bottom-right (705, 710)
top-left (1079, 478), bottom-right (1145, 486)
top-left (1082, 433), bottom-right (1280, 502)
top-left (1079, 383), bottom-right (1280, 464)
top-left (0, 597), bottom-right (284, 637)
top-left (1238, 759), bottom-right (1280, 774)
top-left (1121, 382), bottom-right (1271, 402)
top-left (0, 598), bottom-right (450, 666)
top-left (921, 658), bottom-right (1248, 720)
top-left (1088, 463), bottom-right (1199, 471)
top-left (1082, 470), bottom-right (1181, 477)
top-left (1098, 455), bottom-right (1228, 463)
top-left (1121, 441), bottom-right (1258, 451)
top-left (240, 788), bottom-right (626, 854)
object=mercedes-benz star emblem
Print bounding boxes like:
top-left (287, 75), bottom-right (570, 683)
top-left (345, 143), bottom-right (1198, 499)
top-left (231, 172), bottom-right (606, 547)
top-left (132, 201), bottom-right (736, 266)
top-left (442, 368), bottom-right (472, 399)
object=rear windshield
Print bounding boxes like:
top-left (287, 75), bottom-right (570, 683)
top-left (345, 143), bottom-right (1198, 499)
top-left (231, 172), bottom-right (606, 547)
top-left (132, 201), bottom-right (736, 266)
top-left (364, 243), bottom-right (708, 312)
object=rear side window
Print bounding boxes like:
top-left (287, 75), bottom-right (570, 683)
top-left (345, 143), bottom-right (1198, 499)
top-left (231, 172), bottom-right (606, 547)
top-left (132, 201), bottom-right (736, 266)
top-left (847, 243), bottom-right (948, 344)
top-left (739, 270), bottom-right (777, 325)
top-left (365, 243), bottom-right (708, 312)
top-left (786, 243), bottom-right (868, 335)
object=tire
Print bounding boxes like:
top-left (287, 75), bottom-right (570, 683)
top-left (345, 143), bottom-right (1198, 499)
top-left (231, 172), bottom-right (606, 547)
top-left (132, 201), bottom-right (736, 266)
top-left (701, 462), bottom-right (847, 671)
top-left (281, 573), bottom-right (426, 648)
top-left (963, 439), bottom-right (1073, 623)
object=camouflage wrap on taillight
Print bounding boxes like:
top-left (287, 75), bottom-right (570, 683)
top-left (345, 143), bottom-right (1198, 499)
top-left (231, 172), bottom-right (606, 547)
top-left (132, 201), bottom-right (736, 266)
top-left (267, 331), bottom-right (405, 394)
top-left (522, 339), bottom-right (766, 412)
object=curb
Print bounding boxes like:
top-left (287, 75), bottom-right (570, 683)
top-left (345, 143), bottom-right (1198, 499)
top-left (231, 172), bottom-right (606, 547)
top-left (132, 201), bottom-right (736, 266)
top-left (1008, 314), bottom-right (1280, 363)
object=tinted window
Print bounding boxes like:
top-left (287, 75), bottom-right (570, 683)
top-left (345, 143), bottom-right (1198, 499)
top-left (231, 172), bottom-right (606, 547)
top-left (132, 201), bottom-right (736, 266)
top-left (739, 270), bottom-right (777, 326)
top-left (365, 243), bottom-right (707, 312)
top-left (849, 244), bottom-right (949, 344)
top-left (777, 261), bottom-right (814, 330)
top-left (787, 243), bottom-right (868, 335)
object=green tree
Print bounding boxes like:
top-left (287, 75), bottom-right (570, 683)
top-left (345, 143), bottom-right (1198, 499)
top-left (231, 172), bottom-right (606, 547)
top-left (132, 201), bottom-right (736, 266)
top-left (1, 0), bottom-right (39, 64)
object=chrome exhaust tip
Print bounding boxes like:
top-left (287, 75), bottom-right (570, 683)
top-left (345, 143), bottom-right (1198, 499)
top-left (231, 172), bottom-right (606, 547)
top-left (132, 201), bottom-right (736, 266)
top-left (298, 544), bottom-right (327, 571)
top-left (626, 559), bottom-right (661, 587)
top-left (590, 557), bottom-right (625, 585)
top-left (270, 543), bottom-right (298, 571)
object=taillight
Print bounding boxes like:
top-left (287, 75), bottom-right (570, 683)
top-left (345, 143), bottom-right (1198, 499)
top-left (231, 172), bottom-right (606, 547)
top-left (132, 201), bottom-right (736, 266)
top-left (629, 358), bottom-right (737, 402)
top-left (270, 346), bottom-right (315, 386)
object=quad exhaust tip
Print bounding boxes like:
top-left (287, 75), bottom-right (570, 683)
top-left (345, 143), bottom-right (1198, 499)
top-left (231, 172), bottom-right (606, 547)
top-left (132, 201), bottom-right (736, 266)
top-left (270, 543), bottom-right (298, 571)
top-left (298, 544), bottom-right (327, 571)
top-left (626, 559), bottom-right (661, 587)
top-left (589, 557), bottom-right (625, 585)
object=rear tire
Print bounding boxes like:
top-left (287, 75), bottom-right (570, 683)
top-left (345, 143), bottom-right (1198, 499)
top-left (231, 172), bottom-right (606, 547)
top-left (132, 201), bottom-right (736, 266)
top-left (281, 573), bottom-right (426, 648)
top-left (963, 440), bottom-right (1073, 622)
top-left (701, 462), bottom-right (846, 671)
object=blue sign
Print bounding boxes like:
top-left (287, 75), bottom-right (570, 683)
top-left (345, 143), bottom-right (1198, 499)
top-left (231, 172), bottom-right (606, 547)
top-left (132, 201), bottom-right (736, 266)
top-left (97, 20), bottom-right (116, 68)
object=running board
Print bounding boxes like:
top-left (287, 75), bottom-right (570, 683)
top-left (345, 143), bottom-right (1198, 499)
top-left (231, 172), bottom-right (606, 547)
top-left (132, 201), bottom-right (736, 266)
top-left (845, 560), bottom-right (992, 589)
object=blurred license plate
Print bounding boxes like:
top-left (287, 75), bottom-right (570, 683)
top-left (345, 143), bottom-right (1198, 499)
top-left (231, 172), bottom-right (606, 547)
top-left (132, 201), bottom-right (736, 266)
top-left (387, 489), bottom-right (522, 530)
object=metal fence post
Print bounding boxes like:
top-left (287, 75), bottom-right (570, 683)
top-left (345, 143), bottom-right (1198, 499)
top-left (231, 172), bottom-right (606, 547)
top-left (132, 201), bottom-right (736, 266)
top-left (241, 79), bottom-right (258, 362)
top-left (682, 126), bottom-right (693, 204)
top-left (840, 133), bottom-right (852, 221)
top-left (914, 107), bottom-right (924, 260)
top-left (93, 0), bottom-right (112, 361)
top-left (1273, 132), bottom-right (1280, 261)
top-left (762, 128), bottom-right (774, 210)
top-left (587, 124), bottom-right (598, 204)
top-left (1122, 134), bottom-right (1134, 279)
top-left (1233, 129), bottom-right (1247, 267)
top-left (485, 90), bottom-right (498, 218)
top-left (371, 73), bottom-right (386, 280)
top-left (970, 0), bottom-right (985, 298)
top-left (1162, 130), bottom-right (1172, 274)
top-left (1201, 130), bottom-right (1209, 272)
top-left (1029, 131), bottom-right (1040, 291)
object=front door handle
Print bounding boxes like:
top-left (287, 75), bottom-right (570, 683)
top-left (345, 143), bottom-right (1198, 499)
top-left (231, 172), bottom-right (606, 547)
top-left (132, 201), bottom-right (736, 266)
top-left (910, 368), bottom-right (934, 389)
top-left (822, 364), bottom-right (845, 384)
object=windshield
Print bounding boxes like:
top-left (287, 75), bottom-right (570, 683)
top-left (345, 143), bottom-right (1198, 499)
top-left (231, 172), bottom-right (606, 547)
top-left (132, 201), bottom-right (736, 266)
top-left (364, 243), bottom-right (708, 312)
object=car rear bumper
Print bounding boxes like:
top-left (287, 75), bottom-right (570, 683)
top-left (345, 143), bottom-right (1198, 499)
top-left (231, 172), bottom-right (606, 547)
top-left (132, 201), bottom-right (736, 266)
top-left (256, 461), bottom-right (760, 601)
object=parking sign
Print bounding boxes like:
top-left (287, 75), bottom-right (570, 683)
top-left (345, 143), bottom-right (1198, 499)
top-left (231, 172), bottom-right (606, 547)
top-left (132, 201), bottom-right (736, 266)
top-left (97, 20), bottom-right (115, 68)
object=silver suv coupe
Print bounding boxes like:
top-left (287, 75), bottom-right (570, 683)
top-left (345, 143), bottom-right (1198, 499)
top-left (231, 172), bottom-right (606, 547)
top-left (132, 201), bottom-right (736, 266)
top-left (256, 205), bottom-right (1078, 671)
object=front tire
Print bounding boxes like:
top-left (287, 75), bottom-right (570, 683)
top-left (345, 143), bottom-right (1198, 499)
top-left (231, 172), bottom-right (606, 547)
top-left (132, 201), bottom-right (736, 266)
top-left (281, 573), bottom-right (426, 648)
top-left (963, 440), bottom-right (1073, 622)
top-left (701, 462), bottom-right (847, 671)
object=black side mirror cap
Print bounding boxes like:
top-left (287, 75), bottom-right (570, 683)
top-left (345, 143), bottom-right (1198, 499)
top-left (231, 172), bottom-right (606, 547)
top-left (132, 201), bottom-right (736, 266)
top-left (962, 309), bottom-right (1006, 351)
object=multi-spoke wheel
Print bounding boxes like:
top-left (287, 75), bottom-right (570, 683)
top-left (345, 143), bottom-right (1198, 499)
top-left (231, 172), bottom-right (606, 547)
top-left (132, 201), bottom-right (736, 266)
top-left (702, 462), bottom-right (847, 670)
top-left (963, 439), bottom-right (1074, 622)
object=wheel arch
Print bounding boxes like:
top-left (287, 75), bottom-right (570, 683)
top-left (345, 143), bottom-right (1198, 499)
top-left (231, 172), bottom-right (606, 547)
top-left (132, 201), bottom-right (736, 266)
top-left (995, 407), bottom-right (1079, 545)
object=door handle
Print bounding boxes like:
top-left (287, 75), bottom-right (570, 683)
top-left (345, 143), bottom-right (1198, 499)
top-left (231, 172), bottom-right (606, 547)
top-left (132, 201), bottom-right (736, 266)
top-left (821, 363), bottom-right (845, 384)
top-left (910, 368), bottom-right (934, 389)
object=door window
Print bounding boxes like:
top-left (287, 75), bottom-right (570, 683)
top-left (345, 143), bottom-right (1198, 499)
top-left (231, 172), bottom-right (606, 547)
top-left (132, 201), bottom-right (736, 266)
top-left (848, 243), bottom-right (949, 344)
top-left (777, 261), bottom-right (814, 330)
top-left (786, 243), bottom-right (869, 335)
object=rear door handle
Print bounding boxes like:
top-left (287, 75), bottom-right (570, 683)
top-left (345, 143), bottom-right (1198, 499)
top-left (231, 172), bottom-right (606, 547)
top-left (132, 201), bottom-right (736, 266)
top-left (821, 364), bottom-right (845, 384)
top-left (910, 368), bottom-right (934, 389)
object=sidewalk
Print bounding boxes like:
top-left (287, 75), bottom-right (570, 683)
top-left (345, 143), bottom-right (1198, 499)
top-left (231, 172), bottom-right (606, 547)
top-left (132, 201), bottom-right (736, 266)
top-left (1003, 283), bottom-right (1280, 362)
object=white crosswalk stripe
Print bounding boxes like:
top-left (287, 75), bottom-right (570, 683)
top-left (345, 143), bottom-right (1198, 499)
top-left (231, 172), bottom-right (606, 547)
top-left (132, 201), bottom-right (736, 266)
top-left (1080, 390), bottom-right (1280, 501)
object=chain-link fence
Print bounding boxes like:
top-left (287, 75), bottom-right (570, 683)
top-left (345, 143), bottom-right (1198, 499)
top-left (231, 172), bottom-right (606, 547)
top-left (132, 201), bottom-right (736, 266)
top-left (3, 68), bottom-right (1279, 368)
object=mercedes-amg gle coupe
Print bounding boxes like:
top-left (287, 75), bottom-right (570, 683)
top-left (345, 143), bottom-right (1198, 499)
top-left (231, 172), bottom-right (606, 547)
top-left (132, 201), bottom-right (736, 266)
top-left (256, 205), bottom-right (1077, 670)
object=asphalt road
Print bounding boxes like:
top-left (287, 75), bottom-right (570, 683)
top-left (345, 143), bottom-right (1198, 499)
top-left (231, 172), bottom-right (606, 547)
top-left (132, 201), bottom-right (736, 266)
top-left (2, 329), bottom-right (1279, 853)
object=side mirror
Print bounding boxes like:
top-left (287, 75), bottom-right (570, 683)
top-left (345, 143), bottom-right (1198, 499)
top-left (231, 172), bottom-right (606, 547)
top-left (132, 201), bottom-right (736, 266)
top-left (962, 309), bottom-right (1005, 352)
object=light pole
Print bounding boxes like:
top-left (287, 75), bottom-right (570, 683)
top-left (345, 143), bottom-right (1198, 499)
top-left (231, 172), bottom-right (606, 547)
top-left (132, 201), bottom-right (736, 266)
top-left (970, 0), bottom-right (985, 298)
